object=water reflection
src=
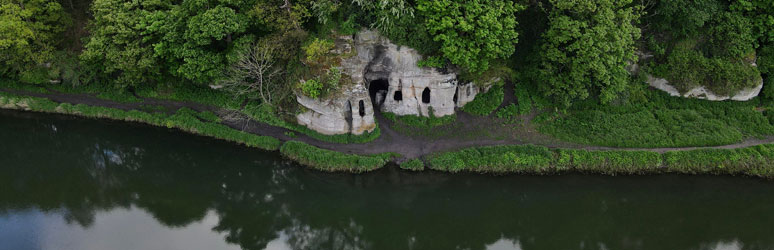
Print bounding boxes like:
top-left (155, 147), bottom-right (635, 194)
top-left (1, 110), bottom-right (774, 250)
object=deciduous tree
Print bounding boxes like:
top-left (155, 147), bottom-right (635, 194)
top-left (537, 0), bottom-right (641, 107)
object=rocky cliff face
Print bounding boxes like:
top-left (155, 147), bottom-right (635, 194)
top-left (295, 30), bottom-right (490, 135)
top-left (631, 52), bottom-right (764, 101)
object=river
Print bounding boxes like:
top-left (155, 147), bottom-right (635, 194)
top-left (1, 109), bottom-right (773, 250)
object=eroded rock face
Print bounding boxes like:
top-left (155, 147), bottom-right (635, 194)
top-left (295, 30), bottom-right (491, 135)
top-left (632, 51), bottom-right (763, 101)
top-left (296, 83), bottom-right (375, 135)
top-left (342, 30), bottom-right (485, 117)
top-left (645, 75), bottom-right (763, 101)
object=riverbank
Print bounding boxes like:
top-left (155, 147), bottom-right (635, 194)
top-left (3, 86), bottom-right (774, 178)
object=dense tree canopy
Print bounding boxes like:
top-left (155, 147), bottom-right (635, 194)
top-left (2, 0), bottom-right (772, 109)
top-left (417, 0), bottom-right (523, 73)
top-left (0, 0), bottom-right (69, 76)
top-left (537, 0), bottom-right (641, 107)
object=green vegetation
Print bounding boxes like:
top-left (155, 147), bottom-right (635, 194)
top-left (536, 0), bottom-right (641, 107)
top-left (539, 88), bottom-right (774, 148)
top-left (399, 159), bottom-right (424, 171)
top-left (1, 0), bottom-right (69, 79)
top-left (427, 145), bottom-right (555, 173)
top-left (643, 0), bottom-right (769, 96)
top-left (416, 0), bottom-right (523, 73)
top-left (0, 91), bottom-right (281, 151)
top-left (461, 84), bottom-right (504, 116)
top-left (383, 110), bottom-right (456, 130)
top-left (426, 144), bottom-right (774, 178)
top-left (280, 141), bottom-right (397, 172)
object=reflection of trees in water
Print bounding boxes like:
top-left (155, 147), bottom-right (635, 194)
top-left (2, 112), bottom-right (774, 250)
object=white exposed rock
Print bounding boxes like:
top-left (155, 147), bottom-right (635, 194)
top-left (295, 83), bottom-right (375, 135)
top-left (295, 29), bottom-right (494, 135)
top-left (646, 74), bottom-right (763, 101)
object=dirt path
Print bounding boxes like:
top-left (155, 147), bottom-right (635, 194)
top-left (4, 88), bottom-right (774, 160)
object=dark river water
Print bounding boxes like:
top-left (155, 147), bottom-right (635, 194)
top-left (1, 109), bottom-right (774, 250)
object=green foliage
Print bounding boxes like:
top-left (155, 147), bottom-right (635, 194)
top-left (648, 0), bottom-right (724, 39)
top-left (399, 159), bottom-right (424, 171)
top-left (731, 0), bottom-right (774, 44)
top-left (0, 91), bottom-right (281, 151)
top-left (300, 79), bottom-right (323, 98)
top-left (664, 144), bottom-right (774, 177)
top-left (0, 0), bottom-right (69, 76)
top-left (539, 89), bottom-right (774, 148)
top-left (461, 84), bottom-right (504, 116)
top-left (426, 145), bottom-right (556, 173)
top-left (303, 38), bottom-right (335, 62)
top-left (416, 56), bottom-right (445, 68)
top-left (136, 83), bottom-right (243, 109)
top-left (416, 0), bottom-right (523, 73)
top-left (80, 0), bottom-right (165, 86)
top-left (352, 0), bottom-right (414, 34)
top-left (556, 150), bottom-right (662, 175)
top-left (280, 141), bottom-right (396, 172)
top-left (425, 144), bottom-right (774, 178)
top-left (654, 42), bottom-right (762, 96)
top-left (537, 0), bottom-right (641, 107)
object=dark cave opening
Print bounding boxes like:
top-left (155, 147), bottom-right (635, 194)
top-left (369, 79), bottom-right (389, 107)
top-left (422, 87), bottom-right (431, 104)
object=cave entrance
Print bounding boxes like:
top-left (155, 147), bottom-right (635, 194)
top-left (422, 87), bottom-right (431, 104)
top-left (369, 78), bottom-right (389, 107)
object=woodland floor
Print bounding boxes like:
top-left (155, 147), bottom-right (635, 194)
top-left (3, 86), bottom-right (774, 161)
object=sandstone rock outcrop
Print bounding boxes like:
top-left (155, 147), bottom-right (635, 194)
top-left (295, 30), bottom-right (493, 135)
top-left (632, 51), bottom-right (764, 101)
top-left (646, 75), bottom-right (763, 101)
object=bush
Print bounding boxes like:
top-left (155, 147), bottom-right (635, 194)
top-left (461, 84), bottom-right (504, 116)
top-left (399, 159), bottom-right (424, 171)
top-left (557, 149), bottom-right (662, 175)
top-left (426, 145), bottom-right (556, 173)
top-left (300, 79), bottom-right (323, 99)
top-left (280, 141), bottom-right (396, 172)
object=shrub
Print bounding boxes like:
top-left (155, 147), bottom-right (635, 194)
top-left (399, 159), bottom-right (424, 171)
top-left (461, 84), bottom-right (504, 116)
top-left (300, 79), bottom-right (323, 99)
top-left (280, 141), bottom-right (396, 172)
top-left (426, 145), bottom-right (555, 173)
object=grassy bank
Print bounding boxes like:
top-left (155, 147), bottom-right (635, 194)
top-left (538, 88), bottom-right (774, 148)
top-left (280, 141), bottom-right (398, 172)
top-left (0, 91), bottom-right (281, 151)
top-left (425, 144), bottom-right (774, 178)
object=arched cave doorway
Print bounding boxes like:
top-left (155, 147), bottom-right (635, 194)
top-left (369, 78), bottom-right (389, 107)
top-left (422, 87), bottom-right (431, 104)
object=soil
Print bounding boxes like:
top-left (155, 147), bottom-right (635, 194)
top-left (4, 86), bottom-right (774, 162)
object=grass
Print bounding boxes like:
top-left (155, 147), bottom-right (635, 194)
top-left (538, 88), bottom-right (774, 148)
top-left (425, 144), bottom-right (774, 178)
top-left (0, 91), bottom-right (281, 151)
top-left (399, 159), bottom-right (425, 171)
top-left (461, 83), bottom-right (504, 116)
top-left (382, 111), bottom-right (456, 130)
top-left (280, 141), bottom-right (398, 172)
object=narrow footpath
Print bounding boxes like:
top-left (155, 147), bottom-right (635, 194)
top-left (4, 88), bottom-right (774, 160)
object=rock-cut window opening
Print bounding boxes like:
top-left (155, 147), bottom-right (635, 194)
top-left (422, 87), bottom-right (431, 104)
top-left (359, 100), bottom-right (365, 117)
top-left (394, 90), bottom-right (402, 101)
